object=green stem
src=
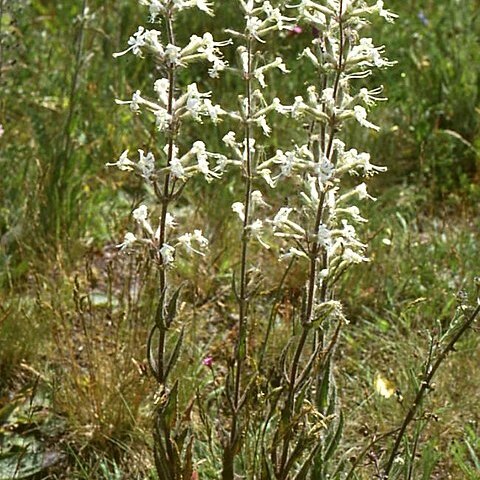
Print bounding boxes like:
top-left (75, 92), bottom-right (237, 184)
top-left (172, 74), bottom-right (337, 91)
top-left (223, 35), bottom-right (254, 480)
top-left (383, 303), bottom-right (480, 477)
top-left (277, 2), bottom-right (346, 476)
top-left (156, 11), bottom-right (176, 385)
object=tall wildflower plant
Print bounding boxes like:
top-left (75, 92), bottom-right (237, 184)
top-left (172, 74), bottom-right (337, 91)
top-left (111, 0), bottom-right (398, 478)
top-left (220, 1), bottom-right (293, 477)
top-left (224, 0), bottom-right (398, 477)
top-left (109, 1), bottom-right (230, 477)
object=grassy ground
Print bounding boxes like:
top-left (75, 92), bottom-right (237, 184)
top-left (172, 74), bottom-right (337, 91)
top-left (1, 0), bottom-right (479, 478)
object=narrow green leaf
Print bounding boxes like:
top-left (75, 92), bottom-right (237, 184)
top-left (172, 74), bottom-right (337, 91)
top-left (161, 381), bottom-right (179, 431)
top-left (155, 298), bottom-right (165, 330)
top-left (166, 285), bottom-right (183, 327)
top-left (164, 327), bottom-right (185, 384)
top-left (324, 411), bottom-right (344, 462)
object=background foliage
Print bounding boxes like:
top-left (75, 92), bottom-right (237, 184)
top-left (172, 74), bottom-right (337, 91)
top-left (0, 0), bottom-right (479, 478)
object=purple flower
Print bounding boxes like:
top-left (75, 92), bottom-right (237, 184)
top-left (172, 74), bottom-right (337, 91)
top-left (202, 355), bottom-right (213, 367)
top-left (418, 10), bottom-right (429, 26)
top-left (288, 25), bottom-right (303, 37)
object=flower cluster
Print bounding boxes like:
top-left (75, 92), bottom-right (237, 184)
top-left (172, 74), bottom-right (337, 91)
top-left (116, 204), bottom-right (209, 265)
top-left (109, 1), bottom-right (230, 267)
top-left (223, 1), bottom-right (294, 249)
top-left (264, 0), bottom-right (396, 310)
top-left (110, 1), bottom-right (396, 478)
top-left (141, 0), bottom-right (215, 21)
top-left (114, 27), bottom-right (231, 78)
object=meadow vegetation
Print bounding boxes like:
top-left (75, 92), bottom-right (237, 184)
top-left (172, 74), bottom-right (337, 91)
top-left (0, 0), bottom-right (479, 479)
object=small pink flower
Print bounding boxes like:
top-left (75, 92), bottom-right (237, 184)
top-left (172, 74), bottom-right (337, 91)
top-left (0, 124), bottom-right (4, 138)
top-left (288, 26), bottom-right (303, 37)
top-left (202, 356), bottom-right (213, 367)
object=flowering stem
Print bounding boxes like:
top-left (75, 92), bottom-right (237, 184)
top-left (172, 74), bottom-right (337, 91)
top-left (155, 13), bottom-right (177, 385)
top-left (235, 36), bottom-right (254, 408)
top-left (224, 35), bottom-right (254, 480)
top-left (277, 2), bottom-right (346, 475)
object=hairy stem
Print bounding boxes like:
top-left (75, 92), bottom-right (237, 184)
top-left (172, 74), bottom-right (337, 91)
top-left (223, 35), bottom-right (254, 480)
top-left (276, 3), bottom-right (346, 476)
top-left (155, 12), bottom-right (176, 385)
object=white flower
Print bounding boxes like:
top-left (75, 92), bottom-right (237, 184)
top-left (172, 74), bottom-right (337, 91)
top-left (251, 190), bottom-right (269, 208)
top-left (185, 83), bottom-right (209, 120)
top-left (300, 47), bottom-right (320, 67)
top-left (321, 87), bottom-right (335, 109)
top-left (254, 57), bottom-right (289, 88)
top-left (113, 26), bottom-right (147, 58)
top-left (186, 0), bottom-right (214, 15)
top-left (165, 212), bottom-right (177, 229)
top-left (154, 109), bottom-right (172, 131)
top-left (355, 182), bottom-right (376, 201)
top-left (193, 229), bottom-right (209, 248)
top-left (280, 247), bottom-right (309, 261)
top-left (246, 16), bottom-right (263, 41)
top-left (257, 115), bottom-right (271, 136)
top-left (115, 90), bottom-right (143, 113)
top-left (203, 100), bottom-right (224, 123)
top-left (315, 158), bottom-right (335, 182)
top-left (259, 169), bottom-right (276, 188)
top-left (272, 97), bottom-right (291, 115)
top-left (272, 207), bottom-right (293, 227)
top-left (165, 43), bottom-right (182, 65)
top-left (316, 224), bottom-right (332, 248)
top-left (154, 78), bottom-right (170, 105)
top-left (208, 57), bottom-right (228, 78)
top-left (160, 243), bottom-right (175, 265)
top-left (177, 230), bottom-right (208, 255)
top-left (132, 204), bottom-right (154, 236)
top-left (232, 202), bottom-right (245, 222)
top-left (196, 33), bottom-right (231, 77)
top-left (222, 131), bottom-right (236, 147)
top-left (146, 0), bottom-right (163, 22)
top-left (354, 105), bottom-right (380, 131)
top-left (131, 90), bottom-right (143, 113)
top-left (300, 174), bottom-right (320, 207)
top-left (143, 29), bottom-right (164, 55)
top-left (0, 124), bottom-right (4, 138)
top-left (336, 206), bottom-right (368, 223)
top-left (239, 47), bottom-right (250, 75)
top-left (342, 248), bottom-right (369, 264)
top-left (170, 157), bottom-right (185, 179)
top-left (117, 232), bottom-right (137, 251)
top-left (358, 86), bottom-right (386, 107)
top-left (138, 149), bottom-right (155, 180)
top-left (249, 219), bottom-right (270, 249)
top-left (191, 141), bottom-right (221, 182)
top-left (348, 38), bottom-right (394, 69)
top-left (338, 149), bottom-right (387, 176)
top-left (375, 1), bottom-right (398, 23)
top-left (292, 96), bottom-right (306, 118)
top-left (106, 150), bottom-right (135, 171)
